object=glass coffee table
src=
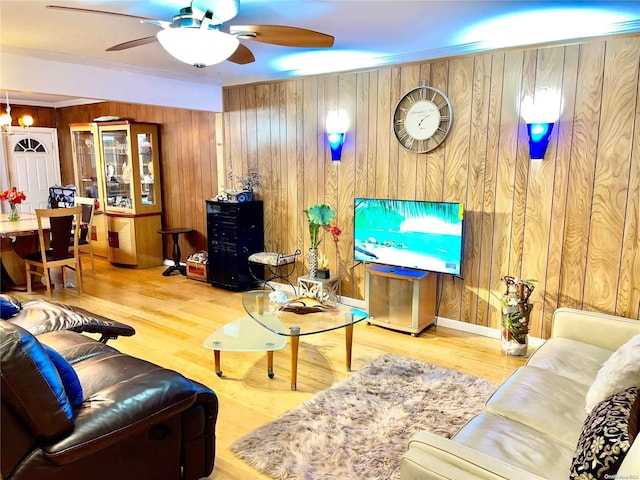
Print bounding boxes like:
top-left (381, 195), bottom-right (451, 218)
top-left (203, 290), bottom-right (368, 391)
top-left (241, 290), bottom-right (368, 391)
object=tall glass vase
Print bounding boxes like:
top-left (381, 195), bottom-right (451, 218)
top-left (8, 202), bottom-right (20, 221)
top-left (501, 292), bottom-right (532, 356)
top-left (308, 247), bottom-right (318, 278)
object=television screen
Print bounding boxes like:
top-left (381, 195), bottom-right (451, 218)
top-left (354, 198), bottom-right (464, 276)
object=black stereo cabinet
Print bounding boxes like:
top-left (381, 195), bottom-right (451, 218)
top-left (206, 200), bottom-right (264, 291)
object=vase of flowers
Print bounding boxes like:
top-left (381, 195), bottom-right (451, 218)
top-left (1, 188), bottom-right (27, 221)
top-left (500, 275), bottom-right (536, 356)
top-left (304, 203), bottom-right (341, 278)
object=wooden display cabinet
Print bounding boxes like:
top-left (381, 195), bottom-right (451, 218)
top-left (98, 122), bottom-right (163, 267)
top-left (364, 264), bottom-right (437, 336)
top-left (70, 121), bottom-right (163, 267)
top-left (97, 122), bottom-right (161, 215)
top-left (69, 123), bottom-right (107, 256)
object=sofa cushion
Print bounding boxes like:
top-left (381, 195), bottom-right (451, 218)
top-left (584, 335), bottom-right (640, 413)
top-left (452, 413), bottom-right (576, 479)
top-left (485, 365), bottom-right (589, 447)
top-left (0, 294), bottom-right (21, 319)
top-left (42, 343), bottom-right (84, 407)
top-left (526, 336), bottom-right (614, 386)
top-left (570, 386), bottom-right (640, 479)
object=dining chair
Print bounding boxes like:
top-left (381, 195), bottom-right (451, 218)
top-left (24, 206), bottom-right (83, 298)
top-left (73, 196), bottom-right (96, 274)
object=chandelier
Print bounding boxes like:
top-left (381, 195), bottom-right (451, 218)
top-left (1, 92), bottom-right (34, 136)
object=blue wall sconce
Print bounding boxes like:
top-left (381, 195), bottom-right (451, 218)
top-left (526, 122), bottom-right (554, 160)
top-left (326, 110), bottom-right (349, 163)
top-left (521, 90), bottom-right (562, 161)
top-left (327, 132), bottom-right (345, 161)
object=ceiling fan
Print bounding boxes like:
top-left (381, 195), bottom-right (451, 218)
top-left (46, 0), bottom-right (335, 68)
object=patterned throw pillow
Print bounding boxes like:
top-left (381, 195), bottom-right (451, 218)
top-left (570, 386), bottom-right (640, 479)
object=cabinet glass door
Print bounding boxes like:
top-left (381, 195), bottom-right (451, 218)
top-left (101, 129), bottom-right (133, 210)
top-left (137, 132), bottom-right (156, 207)
top-left (71, 129), bottom-right (100, 200)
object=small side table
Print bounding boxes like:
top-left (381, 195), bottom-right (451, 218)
top-left (157, 227), bottom-right (193, 276)
top-left (297, 274), bottom-right (341, 306)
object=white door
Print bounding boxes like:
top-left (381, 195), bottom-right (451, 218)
top-left (1, 127), bottom-right (61, 213)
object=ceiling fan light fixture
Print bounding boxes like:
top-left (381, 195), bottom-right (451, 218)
top-left (157, 28), bottom-right (239, 67)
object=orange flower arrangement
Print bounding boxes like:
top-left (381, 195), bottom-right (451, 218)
top-left (0, 187), bottom-right (27, 205)
top-left (1, 187), bottom-right (27, 221)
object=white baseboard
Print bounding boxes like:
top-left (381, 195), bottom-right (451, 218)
top-left (435, 316), bottom-right (545, 348)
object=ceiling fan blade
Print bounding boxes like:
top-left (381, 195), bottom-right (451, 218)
top-left (230, 25), bottom-right (334, 48)
top-left (106, 36), bottom-right (158, 52)
top-left (46, 5), bottom-right (156, 22)
top-left (227, 43), bottom-right (255, 64)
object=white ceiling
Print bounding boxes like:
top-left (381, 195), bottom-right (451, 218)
top-left (1, 0), bottom-right (639, 107)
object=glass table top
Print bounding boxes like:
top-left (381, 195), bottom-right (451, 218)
top-left (202, 315), bottom-right (286, 353)
top-left (242, 289), bottom-right (368, 337)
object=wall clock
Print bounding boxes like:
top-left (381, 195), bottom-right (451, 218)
top-left (393, 80), bottom-right (453, 153)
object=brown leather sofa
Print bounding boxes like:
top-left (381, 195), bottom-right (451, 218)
top-left (1, 298), bottom-right (218, 480)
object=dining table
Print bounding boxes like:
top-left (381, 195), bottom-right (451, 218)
top-left (0, 213), bottom-right (50, 289)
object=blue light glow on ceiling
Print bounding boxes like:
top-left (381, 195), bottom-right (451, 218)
top-left (460, 7), bottom-right (635, 49)
top-left (273, 50), bottom-right (386, 76)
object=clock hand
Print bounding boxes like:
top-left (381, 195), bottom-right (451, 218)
top-left (418, 111), bottom-right (433, 126)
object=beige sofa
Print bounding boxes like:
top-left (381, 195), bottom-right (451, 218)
top-left (401, 307), bottom-right (640, 480)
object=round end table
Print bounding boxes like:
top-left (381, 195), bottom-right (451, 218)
top-left (157, 227), bottom-right (193, 276)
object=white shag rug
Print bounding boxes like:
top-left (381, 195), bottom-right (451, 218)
top-left (230, 353), bottom-right (497, 480)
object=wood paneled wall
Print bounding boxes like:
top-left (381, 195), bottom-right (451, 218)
top-left (222, 36), bottom-right (640, 337)
top-left (56, 102), bottom-right (221, 258)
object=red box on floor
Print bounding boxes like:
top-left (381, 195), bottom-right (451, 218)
top-left (186, 251), bottom-right (208, 282)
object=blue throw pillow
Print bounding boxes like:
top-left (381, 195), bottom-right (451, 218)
top-left (42, 344), bottom-right (84, 408)
top-left (20, 335), bottom-right (74, 421)
top-left (0, 294), bottom-right (21, 319)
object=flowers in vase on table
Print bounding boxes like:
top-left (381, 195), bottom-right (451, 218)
top-left (1, 187), bottom-right (27, 220)
top-left (0, 187), bottom-right (27, 206)
top-left (304, 203), bottom-right (341, 248)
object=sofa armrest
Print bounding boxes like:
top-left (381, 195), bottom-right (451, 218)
top-left (11, 300), bottom-right (135, 342)
top-left (551, 307), bottom-right (640, 350)
top-left (401, 431), bottom-right (546, 480)
top-left (41, 369), bottom-right (201, 465)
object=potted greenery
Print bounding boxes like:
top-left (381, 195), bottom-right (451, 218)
top-left (226, 170), bottom-right (262, 202)
top-left (500, 275), bottom-right (536, 356)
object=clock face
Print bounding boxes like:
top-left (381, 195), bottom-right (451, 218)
top-left (393, 84), bottom-right (453, 153)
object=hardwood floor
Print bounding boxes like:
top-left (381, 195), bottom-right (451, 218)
top-left (11, 258), bottom-right (528, 479)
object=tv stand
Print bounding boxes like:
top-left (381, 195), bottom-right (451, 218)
top-left (364, 264), bottom-right (436, 336)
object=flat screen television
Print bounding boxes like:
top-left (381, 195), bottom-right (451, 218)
top-left (353, 198), bottom-right (464, 276)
